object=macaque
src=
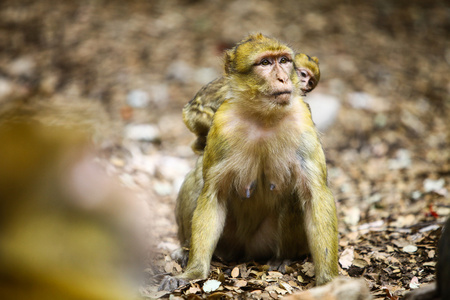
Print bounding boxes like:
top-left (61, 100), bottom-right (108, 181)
top-left (160, 33), bottom-right (338, 291)
top-left (183, 52), bottom-right (321, 154)
top-left (294, 53), bottom-right (320, 95)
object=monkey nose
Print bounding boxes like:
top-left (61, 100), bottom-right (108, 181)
top-left (276, 71), bottom-right (289, 83)
top-left (277, 76), bottom-right (288, 84)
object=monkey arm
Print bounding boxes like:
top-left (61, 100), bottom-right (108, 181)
top-left (304, 181), bottom-right (338, 285)
top-left (296, 130), bottom-right (339, 285)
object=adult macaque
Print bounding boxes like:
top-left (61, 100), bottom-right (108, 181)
top-left (183, 52), bottom-right (321, 154)
top-left (160, 33), bottom-right (338, 291)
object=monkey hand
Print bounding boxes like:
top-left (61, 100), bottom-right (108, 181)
top-left (158, 275), bottom-right (189, 292)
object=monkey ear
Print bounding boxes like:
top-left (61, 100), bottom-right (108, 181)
top-left (224, 50), bottom-right (234, 74)
top-left (311, 56), bottom-right (320, 65)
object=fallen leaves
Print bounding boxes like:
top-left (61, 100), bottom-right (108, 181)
top-left (339, 248), bottom-right (354, 269)
top-left (231, 266), bottom-right (239, 278)
top-left (203, 279), bottom-right (221, 293)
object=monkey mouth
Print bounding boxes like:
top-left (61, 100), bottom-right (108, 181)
top-left (271, 91), bottom-right (292, 104)
top-left (272, 91), bottom-right (291, 97)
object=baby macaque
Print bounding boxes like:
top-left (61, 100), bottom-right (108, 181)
top-left (183, 51), bottom-right (321, 153)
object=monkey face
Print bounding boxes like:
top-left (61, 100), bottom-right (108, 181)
top-left (296, 67), bottom-right (318, 95)
top-left (253, 52), bottom-right (295, 105)
top-left (294, 54), bottom-right (320, 95)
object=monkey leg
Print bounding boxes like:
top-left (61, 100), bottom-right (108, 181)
top-left (159, 156), bottom-right (204, 291)
top-left (175, 156), bottom-right (204, 247)
top-left (275, 201), bottom-right (310, 262)
top-left (160, 164), bottom-right (226, 290)
top-left (181, 190), bottom-right (226, 279)
top-left (160, 190), bottom-right (227, 291)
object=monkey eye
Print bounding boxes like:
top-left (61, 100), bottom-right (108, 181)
top-left (259, 58), bottom-right (271, 66)
top-left (300, 71), bottom-right (308, 78)
top-left (279, 56), bottom-right (289, 64)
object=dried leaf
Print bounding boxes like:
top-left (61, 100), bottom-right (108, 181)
top-left (285, 265), bottom-right (295, 274)
top-left (207, 292), bottom-right (231, 299)
top-left (265, 285), bottom-right (277, 291)
top-left (186, 285), bottom-right (202, 295)
top-left (174, 261), bottom-right (182, 272)
top-left (279, 281), bottom-right (293, 294)
top-left (301, 262), bottom-right (315, 277)
top-left (231, 266), bottom-right (239, 278)
top-left (382, 286), bottom-right (399, 300)
top-left (344, 206), bottom-right (361, 226)
top-left (267, 271), bottom-right (283, 277)
top-left (164, 261), bottom-right (174, 273)
top-left (288, 280), bottom-right (299, 288)
top-left (339, 247), bottom-right (354, 269)
top-left (409, 276), bottom-right (420, 289)
top-left (217, 272), bottom-right (225, 283)
top-left (203, 279), bottom-right (221, 293)
top-left (386, 245), bottom-right (395, 252)
top-left (235, 280), bottom-right (247, 287)
top-left (353, 258), bottom-right (369, 268)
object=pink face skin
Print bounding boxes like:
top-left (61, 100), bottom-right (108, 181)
top-left (253, 52), bottom-right (294, 105)
top-left (296, 68), bottom-right (316, 95)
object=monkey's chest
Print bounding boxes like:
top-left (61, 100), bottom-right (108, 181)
top-left (222, 134), bottom-right (303, 200)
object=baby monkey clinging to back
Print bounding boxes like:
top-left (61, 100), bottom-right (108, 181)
top-left (183, 51), bottom-right (321, 153)
top-left (160, 33), bottom-right (338, 291)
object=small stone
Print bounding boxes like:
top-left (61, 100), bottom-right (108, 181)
top-left (127, 89), bottom-right (150, 108)
top-left (423, 178), bottom-right (445, 193)
top-left (402, 245), bottom-right (418, 253)
top-left (124, 124), bottom-right (160, 141)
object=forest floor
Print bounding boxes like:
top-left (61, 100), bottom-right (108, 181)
top-left (0, 0), bottom-right (449, 299)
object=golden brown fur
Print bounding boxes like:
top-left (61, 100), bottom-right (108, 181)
top-left (160, 33), bottom-right (337, 291)
top-left (183, 51), bottom-right (320, 154)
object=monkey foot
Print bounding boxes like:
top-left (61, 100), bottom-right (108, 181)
top-left (267, 259), bottom-right (294, 273)
top-left (158, 275), bottom-right (189, 292)
top-left (242, 180), bottom-right (257, 199)
top-left (171, 248), bottom-right (189, 268)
